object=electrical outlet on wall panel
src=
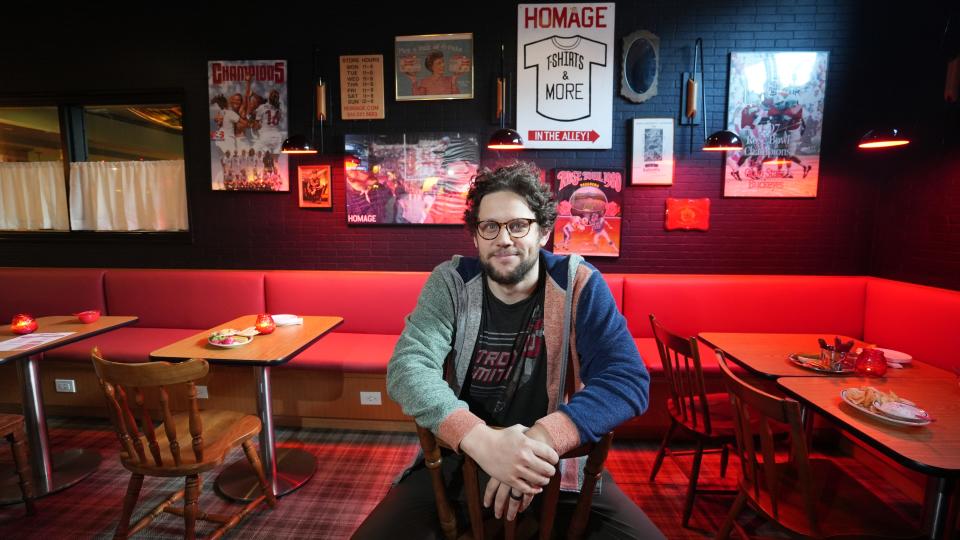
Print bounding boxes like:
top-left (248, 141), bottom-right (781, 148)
top-left (196, 385), bottom-right (209, 399)
top-left (360, 391), bottom-right (382, 405)
top-left (54, 379), bottom-right (77, 393)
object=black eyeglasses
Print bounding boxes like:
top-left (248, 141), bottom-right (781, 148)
top-left (476, 218), bottom-right (537, 240)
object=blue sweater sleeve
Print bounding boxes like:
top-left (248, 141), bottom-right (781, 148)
top-left (557, 271), bottom-right (650, 443)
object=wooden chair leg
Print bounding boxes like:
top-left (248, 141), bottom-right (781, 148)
top-left (114, 473), bottom-right (144, 540)
top-left (715, 490), bottom-right (747, 540)
top-left (8, 425), bottom-right (36, 516)
top-left (719, 444), bottom-right (730, 479)
top-left (463, 458), bottom-right (484, 540)
top-left (184, 474), bottom-right (200, 540)
top-left (683, 440), bottom-right (705, 528)
top-left (649, 420), bottom-right (677, 482)
top-left (241, 439), bottom-right (276, 508)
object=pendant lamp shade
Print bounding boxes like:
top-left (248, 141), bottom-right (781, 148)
top-left (281, 134), bottom-right (318, 154)
top-left (858, 128), bottom-right (910, 149)
top-left (488, 128), bottom-right (524, 150)
top-left (703, 129), bottom-right (744, 151)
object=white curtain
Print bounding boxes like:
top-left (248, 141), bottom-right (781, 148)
top-left (69, 160), bottom-right (188, 231)
top-left (0, 161), bottom-right (70, 231)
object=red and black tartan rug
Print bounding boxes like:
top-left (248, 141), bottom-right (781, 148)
top-left (0, 418), bottom-right (920, 539)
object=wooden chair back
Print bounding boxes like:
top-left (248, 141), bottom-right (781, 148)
top-left (91, 347), bottom-right (209, 469)
top-left (416, 424), bottom-right (613, 540)
top-left (715, 349), bottom-right (819, 536)
top-left (650, 314), bottom-right (714, 435)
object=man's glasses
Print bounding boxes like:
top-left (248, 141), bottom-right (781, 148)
top-left (476, 218), bottom-right (537, 240)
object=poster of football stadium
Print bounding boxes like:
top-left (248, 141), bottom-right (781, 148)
top-left (723, 51), bottom-right (829, 198)
top-left (343, 133), bottom-right (479, 224)
top-left (552, 168), bottom-right (623, 257)
top-left (208, 60), bottom-right (289, 191)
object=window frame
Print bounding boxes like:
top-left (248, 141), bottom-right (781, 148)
top-left (0, 90), bottom-right (194, 243)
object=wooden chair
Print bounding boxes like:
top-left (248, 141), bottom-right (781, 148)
top-left (648, 314), bottom-right (736, 527)
top-left (0, 413), bottom-right (36, 516)
top-left (91, 347), bottom-right (276, 539)
top-left (715, 350), bottom-right (922, 539)
top-left (416, 424), bottom-right (613, 540)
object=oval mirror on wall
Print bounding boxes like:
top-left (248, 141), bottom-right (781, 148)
top-left (621, 30), bottom-right (660, 103)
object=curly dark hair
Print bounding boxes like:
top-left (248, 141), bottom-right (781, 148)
top-left (424, 51), bottom-right (444, 72)
top-left (463, 162), bottom-right (557, 234)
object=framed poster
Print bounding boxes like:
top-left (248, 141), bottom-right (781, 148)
top-left (208, 60), bottom-right (289, 191)
top-left (723, 51), bottom-right (830, 198)
top-left (631, 118), bottom-right (674, 185)
top-left (665, 198), bottom-right (710, 231)
top-left (517, 3), bottom-right (615, 149)
top-left (344, 133), bottom-right (479, 224)
top-left (552, 168), bottom-right (623, 257)
top-left (298, 165), bottom-right (332, 208)
top-left (395, 34), bottom-right (473, 101)
top-left (340, 55), bottom-right (385, 120)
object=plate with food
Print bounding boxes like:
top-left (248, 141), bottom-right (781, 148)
top-left (208, 330), bottom-right (253, 348)
top-left (840, 386), bottom-right (931, 427)
top-left (788, 353), bottom-right (854, 374)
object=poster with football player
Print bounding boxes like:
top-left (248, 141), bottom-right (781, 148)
top-left (343, 132), bottom-right (479, 225)
top-left (723, 51), bottom-right (829, 197)
top-left (208, 60), bottom-right (289, 191)
top-left (552, 168), bottom-right (623, 257)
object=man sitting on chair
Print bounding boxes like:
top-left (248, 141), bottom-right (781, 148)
top-left (354, 162), bottom-right (663, 539)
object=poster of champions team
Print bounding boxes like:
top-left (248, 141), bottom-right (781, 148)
top-left (723, 51), bottom-right (829, 198)
top-left (208, 60), bottom-right (289, 191)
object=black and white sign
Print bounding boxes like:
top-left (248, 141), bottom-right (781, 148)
top-left (517, 3), bottom-right (615, 149)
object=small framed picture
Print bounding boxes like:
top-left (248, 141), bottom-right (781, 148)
top-left (631, 118), bottom-right (674, 185)
top-left (297, 165), bottom-right (332, 208)
top-left (395, 33), bottom-right (473, 101)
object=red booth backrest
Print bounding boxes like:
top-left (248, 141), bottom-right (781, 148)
top-left (105, 269), bottom-right (265, 329)
top-left (265, 271), bottom-right (429, 334)
top-left (623, 275), bottom-right (868, 339)
top-left (864, 277), bottom-right (960, 371)
top-left (0, 268), bottom-right (106, 322)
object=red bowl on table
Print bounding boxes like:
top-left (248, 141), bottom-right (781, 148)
top-left (75, 310), bottom-right (101, 324)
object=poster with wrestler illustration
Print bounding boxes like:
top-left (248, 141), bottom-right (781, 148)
top-left (208, 60), bottom-right (289, 191)
top-left (723, 51), bottom-right (829, 198)
top-left (552, 168), bottom-right (622, 257)
top-left (343, 133), bottom-right (479, 224)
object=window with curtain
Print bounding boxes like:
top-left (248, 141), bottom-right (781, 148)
top-left (0, 100), bottom-right (189, 233)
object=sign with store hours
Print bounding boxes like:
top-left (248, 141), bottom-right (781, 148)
top-left (340, 55), bottom-right (385, 120)
top-left (517, 3), bottom-right (614, 149)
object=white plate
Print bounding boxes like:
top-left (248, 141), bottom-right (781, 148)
top-left (874, 347), bottom-right (912, 364)
top-left (840, 389), bottom-right (930, 427)
top-left (208, 335), bottom-right (252, 348)
top-left (272, 314), bottom-right (302, 326)
top-left (876, 401), bottom-right (930, 422)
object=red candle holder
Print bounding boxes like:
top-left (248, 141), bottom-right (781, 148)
top-left (255, 314), bottom-right (276, 335)
top-left (855, 348), bottom-right (888, 377)
top-left (11, 314), bottom-right (38, 335)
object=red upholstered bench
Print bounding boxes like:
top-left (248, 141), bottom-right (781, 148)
top-left (0, 268), bottom-right (106, 322)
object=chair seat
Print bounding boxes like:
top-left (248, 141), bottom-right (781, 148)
top-left (0, 413), bottom-right (25, 434)
top-left (667, 392), bottom-right (740, 438)
top-left (122, 409), bottom-right (261, 477)
top-left (752, 458), bottom-right (919, 538)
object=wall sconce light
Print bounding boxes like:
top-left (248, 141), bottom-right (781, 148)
top-left (283, 49), bottom-right (324, 155)
top-left (857, 128), bottom-right (910, 149)
top-left (687, 38), bottom-right (743, 152)
top-left (488, 44), bottom-right (524, 150)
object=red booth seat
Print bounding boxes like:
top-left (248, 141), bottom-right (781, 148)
top-left (0, 268), bottom-right (106, 322)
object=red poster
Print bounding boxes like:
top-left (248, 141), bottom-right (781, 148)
top-left (552, 168), bottom-right (623, 257)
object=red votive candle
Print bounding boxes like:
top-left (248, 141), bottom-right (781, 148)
top-left (255, 314), bottom-right (276, 335)
top-left (855, 348), bottom-right (887, 377)
top-left (11, 314), bottom-right (38, 335)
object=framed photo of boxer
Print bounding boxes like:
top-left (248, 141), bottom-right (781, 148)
top-left (395, 33), bottom-right (474, 101)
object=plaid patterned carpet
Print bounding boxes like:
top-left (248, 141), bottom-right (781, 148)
top-left (0, 418), bottom-right (920, 539)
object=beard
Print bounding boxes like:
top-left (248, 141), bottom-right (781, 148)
top-left (481, 250), bottom-right (539, 286)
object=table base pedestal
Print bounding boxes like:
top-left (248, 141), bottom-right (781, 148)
top-left (0, 448), bottom-right (100, 505)
top-left (215, 447), bottom-right (317, 502)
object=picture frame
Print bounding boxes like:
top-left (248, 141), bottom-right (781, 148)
top-left (552, 168), bottom-right (623, 258)
top-left (297, 165), bottom-right (332, 208)
top-left (395, 33), bottom-right (473, 101)
top-left (631, 118), bottom-right (674, 185)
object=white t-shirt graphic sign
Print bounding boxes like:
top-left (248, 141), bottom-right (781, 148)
top-left (518, 4), bottom-right (614, 149)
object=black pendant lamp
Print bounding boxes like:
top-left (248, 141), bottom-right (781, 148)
top-left (281, 133), bottom-right (317, 154)
top-left (689, 38), bottom-right (743, 152)
top-left (488, 44), bottom-right (524, 150)
top-left (857, 128), bottom-right (910, 150)
top-left (283, 49), bottom-right (323, 155)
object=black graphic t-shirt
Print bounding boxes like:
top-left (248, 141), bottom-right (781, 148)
top-left (463, 261), bottom-right (548, 427)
